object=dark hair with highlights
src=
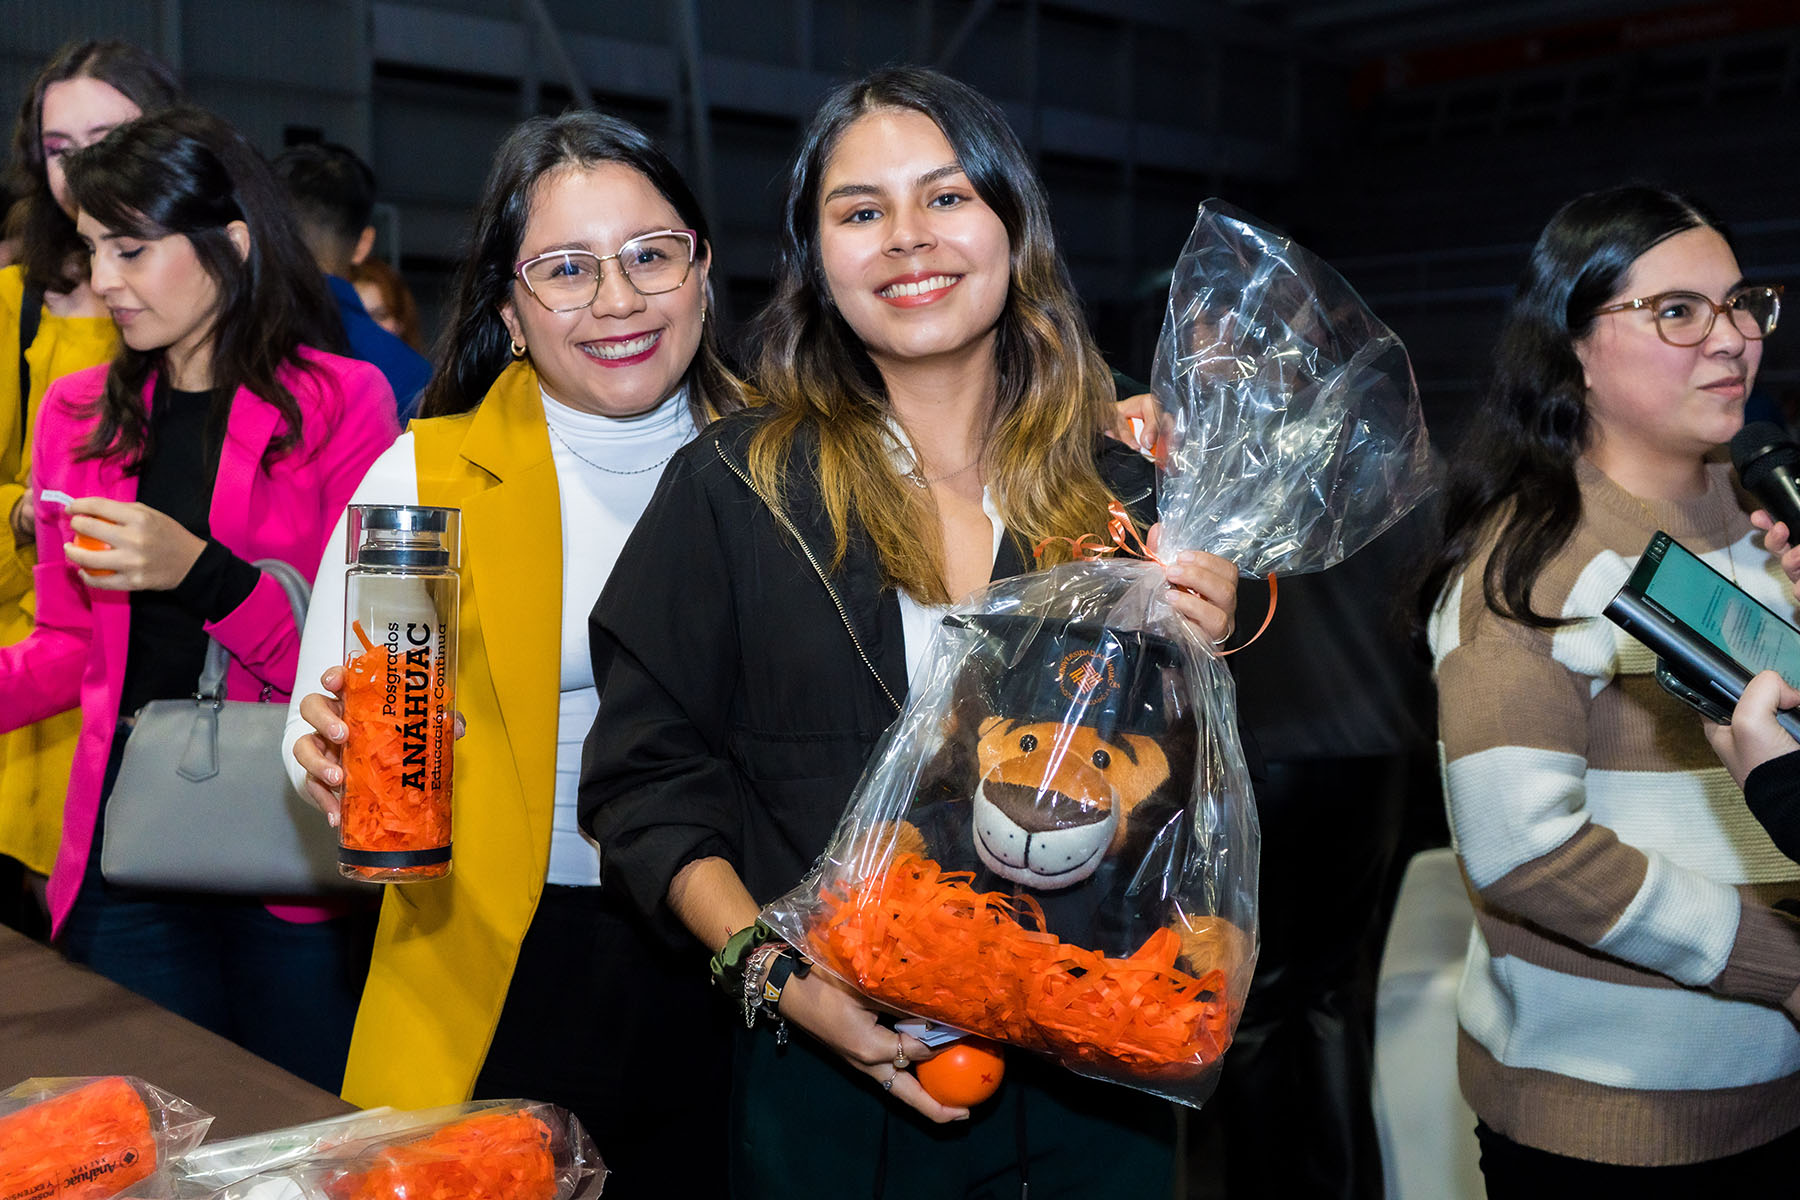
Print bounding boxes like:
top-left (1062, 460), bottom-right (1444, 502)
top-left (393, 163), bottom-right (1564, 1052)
top-left (747, 66), bottom-right (1120, 605)
top-left (64, 105), bottom-right (346, 472)
top-left (418, 109), bottom-right (743, 426)
top-left (6, 39), bottom-right (182, 294)
top-left (1417, 184), bottom-right (1724, 628)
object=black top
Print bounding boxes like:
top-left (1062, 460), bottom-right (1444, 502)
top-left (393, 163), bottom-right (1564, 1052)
top-left (117, 379), bottom-right (262, 718)
top-left (1745, 751), bottom-right (1800, 863)
top-left (580, 408), bottom-right (1259, 944)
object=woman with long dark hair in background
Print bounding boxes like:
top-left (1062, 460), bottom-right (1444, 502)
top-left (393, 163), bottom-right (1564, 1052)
top-left (0, 40), bottom-right (181, 934)
top-left (0, 105), bottom-right (398, 1090)
top-left (583, 67), bottom-right (1239, 1198)
top-left (1420, 184), bottom-right (1800, 1192)
top-left (284, 111), bottom-right (739, 1195)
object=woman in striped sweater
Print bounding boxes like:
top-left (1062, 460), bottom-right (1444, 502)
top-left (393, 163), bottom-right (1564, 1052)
top-left (1418, 184), bottom-right (1800, 1194)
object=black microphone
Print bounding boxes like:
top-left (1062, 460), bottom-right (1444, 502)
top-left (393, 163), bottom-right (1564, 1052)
top-left (1732, 422), bottom-right (1800, 536)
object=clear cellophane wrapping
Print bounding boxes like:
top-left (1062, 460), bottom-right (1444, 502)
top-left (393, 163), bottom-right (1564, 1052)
top-left (160, 1101), bottom-right (605, 1200)
top-left (0, 1075), bottom-right (212, 1200)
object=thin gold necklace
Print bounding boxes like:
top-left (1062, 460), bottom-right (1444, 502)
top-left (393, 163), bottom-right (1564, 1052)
top-left (905, 454), bottom-right (983, 489)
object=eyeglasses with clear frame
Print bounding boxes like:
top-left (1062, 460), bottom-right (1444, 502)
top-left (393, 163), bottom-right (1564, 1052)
top-left (513, 229), bottom-right (698, 312)
top-left (1590, 284), bottom-right (1783, 348)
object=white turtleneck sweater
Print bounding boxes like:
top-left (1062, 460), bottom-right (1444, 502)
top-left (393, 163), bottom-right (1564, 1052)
top-left (283, 387), bottom-right (696, 886)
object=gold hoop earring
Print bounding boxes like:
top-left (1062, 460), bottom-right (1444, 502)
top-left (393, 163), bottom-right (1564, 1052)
top-left (509, 339), bottom-right (526, 359)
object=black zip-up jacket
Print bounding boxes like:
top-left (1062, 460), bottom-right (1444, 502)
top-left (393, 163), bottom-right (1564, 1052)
top-left (579, 407), bottom-right (1237, 944)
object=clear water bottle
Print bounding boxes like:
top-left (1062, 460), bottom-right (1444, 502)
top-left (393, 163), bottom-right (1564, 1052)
top-left (338, 504), bottom-right (460, 882)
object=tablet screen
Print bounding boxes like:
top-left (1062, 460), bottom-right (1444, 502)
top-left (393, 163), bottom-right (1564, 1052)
top-left (1639, 536), bottom-right (1800, 686)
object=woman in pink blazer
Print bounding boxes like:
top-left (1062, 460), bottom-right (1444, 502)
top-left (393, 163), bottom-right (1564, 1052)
top-left (0, 106), bottom-right (398, 1090)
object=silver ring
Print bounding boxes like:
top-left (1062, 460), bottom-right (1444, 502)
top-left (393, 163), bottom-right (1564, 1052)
top-left (881, 1067), bottom-right (897, 1092)
top-left (894, 1033), bottom-right (909, 1070)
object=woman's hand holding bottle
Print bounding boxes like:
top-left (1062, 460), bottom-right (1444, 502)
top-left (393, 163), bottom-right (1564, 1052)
top-left (294, 664), bottom-right (464, 825)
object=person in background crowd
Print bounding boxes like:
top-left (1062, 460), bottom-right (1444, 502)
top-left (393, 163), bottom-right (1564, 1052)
top-left (273, 142), bottom-right (430, 420)
top-left (1212, 502), bottom-right (1439, 1200)
top-left (1703, 507), bottom-right (1800, 861)
top-left (347, 255), bottom-right (423, 351)
top-left (0, 105), bottom-right (397, 1090)
top-left (582, 67), bottom-right (1240, 1199)
top-left (1420, 184), bottom-right (1800, 1193)
top-left (284, 111), bottom-right (738, 1197)
top-left (1706, 669), bottom-right (1800, 861)
top-left (0, 40), bottom-right (182, 939)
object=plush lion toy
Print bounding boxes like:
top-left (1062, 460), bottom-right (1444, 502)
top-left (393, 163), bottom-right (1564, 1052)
top-left (894, 614), bottom-right (1247, 975)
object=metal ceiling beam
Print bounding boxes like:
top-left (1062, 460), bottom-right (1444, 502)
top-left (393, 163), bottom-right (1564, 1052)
top-left (671, 0), bottom-right (720, 296)
top-left (1325, 0), bottom-right (1700, 55)
top-left (935, 0), bottom-right (998, 69)
top-left (517, 0), bottom-right (592, 109)
top-left (1289, 0), bottom-right (1476, 31)
top-left (370, 2), bottom-right (1298, 179)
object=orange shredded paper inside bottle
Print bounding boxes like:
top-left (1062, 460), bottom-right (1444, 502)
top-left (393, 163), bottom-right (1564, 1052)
top-left (331, 1110), bottom-right (557, 1200)
top-left (807, 854), bottom-right (1233, 1078)
top-left (340, 619), bottom-right (453, 880)
top-left (0, 1077), bottom-right (156, 1200)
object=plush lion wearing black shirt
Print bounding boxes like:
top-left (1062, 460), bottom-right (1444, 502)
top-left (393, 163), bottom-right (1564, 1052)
top-left (894, 614), bottom-right (1246, 975)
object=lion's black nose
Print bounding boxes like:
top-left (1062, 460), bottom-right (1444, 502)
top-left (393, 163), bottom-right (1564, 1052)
top-left (981, 780), bottom-right (1107, 834)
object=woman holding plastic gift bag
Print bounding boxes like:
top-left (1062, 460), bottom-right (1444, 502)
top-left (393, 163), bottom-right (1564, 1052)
top-left (1421, 185), bottom-right (1800, 1191)
top-left (283, 111), bottom-right (742, 1198)
top-left (0, 41), bottom-right (182, 929)
top-left (0, 106), bottom-right (398, 1089)
top-left (581, 67), bottom-right (1239, 1198)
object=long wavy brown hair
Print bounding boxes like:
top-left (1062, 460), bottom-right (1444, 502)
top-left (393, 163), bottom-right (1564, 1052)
top-left (747, 67), bottom-right (1121, 605)
top-left (1415, 185), bottom-right (1722, 630)
top-left (5, 40), bottom-right (182, 295)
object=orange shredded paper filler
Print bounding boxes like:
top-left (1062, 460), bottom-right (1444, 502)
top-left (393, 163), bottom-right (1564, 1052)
top-left (340, 620), bottom-right (451, 879)
top-left (807, 853), bottom-right (1233, 1076)
top-left (0, 1076), bottom-right (156, 1200)
top-left (332, 1110), bottom-right (557, 1200)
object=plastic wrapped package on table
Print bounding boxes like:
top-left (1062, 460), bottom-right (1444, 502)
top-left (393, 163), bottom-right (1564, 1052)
top-left (0, 926), bottom-right (356, 1140)
top-left (159, 1101), bottom-right (606, 1200)
top-left (0, 1075), bottom-right (210, 1200)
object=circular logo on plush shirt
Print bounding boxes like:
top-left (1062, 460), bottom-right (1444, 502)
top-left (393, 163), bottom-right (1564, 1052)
top-left (1056, 650), bottom-right (1116, 702)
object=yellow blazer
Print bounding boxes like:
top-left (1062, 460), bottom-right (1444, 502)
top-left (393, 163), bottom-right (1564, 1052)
top-left (341, 360), bottom-right (564, 1107)
top-left (0, 265), bottom-right (115, 874)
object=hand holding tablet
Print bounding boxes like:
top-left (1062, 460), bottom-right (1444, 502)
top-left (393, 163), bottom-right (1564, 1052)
top-left (1603, 531), bottom-right (1800, 740)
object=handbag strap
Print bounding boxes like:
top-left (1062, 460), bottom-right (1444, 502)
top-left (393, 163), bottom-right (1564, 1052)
top-left (195, 558), bottom-right (312, 701)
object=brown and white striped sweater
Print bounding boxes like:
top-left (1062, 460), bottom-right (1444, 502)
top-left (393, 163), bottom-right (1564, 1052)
top-left (1430, 459), bottom-right (1800, 1166)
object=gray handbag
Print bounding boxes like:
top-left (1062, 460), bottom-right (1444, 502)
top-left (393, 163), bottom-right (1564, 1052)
top-left (100, 558), bottom-right (370, 895)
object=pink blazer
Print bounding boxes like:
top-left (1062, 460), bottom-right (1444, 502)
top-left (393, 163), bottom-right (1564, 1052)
top-left (0, 348), bottom-right (400, 931)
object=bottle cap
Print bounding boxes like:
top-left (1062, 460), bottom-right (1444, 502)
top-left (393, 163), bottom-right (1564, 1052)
top-left (347, 504), bottom-right (461, 569)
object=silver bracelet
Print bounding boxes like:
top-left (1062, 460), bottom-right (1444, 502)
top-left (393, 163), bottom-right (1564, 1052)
top-left (741, 942), bottom-right (784, 1030)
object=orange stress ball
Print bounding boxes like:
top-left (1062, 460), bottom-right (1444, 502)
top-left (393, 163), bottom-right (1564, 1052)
top-left (916, 1039), bottom-right (1006, 1107)
top-left (73, 524), bottom-right (116, 576)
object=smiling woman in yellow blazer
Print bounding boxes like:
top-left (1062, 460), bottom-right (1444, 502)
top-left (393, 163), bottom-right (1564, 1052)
top-left (283, 114), bottom-right (746, 1200)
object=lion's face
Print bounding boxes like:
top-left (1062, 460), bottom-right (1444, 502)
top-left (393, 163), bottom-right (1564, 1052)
top-left (970, 717), bottom-right (1170, 889)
